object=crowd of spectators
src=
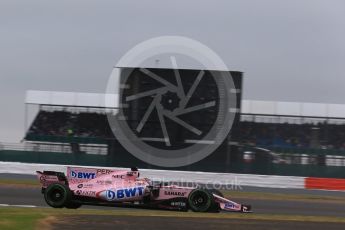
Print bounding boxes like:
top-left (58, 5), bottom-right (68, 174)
top-left (27, 111), bottom-right (113, 139)
top-left (27, 110), bottom-right (345, 150)
top-left (238, 121), bottom-right (345, 150)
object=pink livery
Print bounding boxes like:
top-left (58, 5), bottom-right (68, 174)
top-left (36, 167), bottom-right (252, 212)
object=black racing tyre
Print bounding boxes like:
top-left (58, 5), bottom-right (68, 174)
top-left (65, 202), bottom-right (82, 209)
top-left (44, 183), bottom-right (71, 208)
top-left (188, 189), bottom-right (215, 212)
top-left (208, 189), bottom-right (224, 212)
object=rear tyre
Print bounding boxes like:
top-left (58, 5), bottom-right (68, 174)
top-left (188, 189), bottom-right (214, 212)
top-left (44, 183), bottom-right (71, 208)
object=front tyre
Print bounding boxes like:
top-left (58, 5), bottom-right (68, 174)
top-left (44, 183), bottom-right (71, 208)
top-left (188, 189), bottom-right (214, 212)
top-left (208, 189), bottom-right (224, 212)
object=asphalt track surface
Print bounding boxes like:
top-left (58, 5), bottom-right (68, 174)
top-left (1, 173), bottom-right (345, 229)
top-left (1, 184), bottom-right (345, 217)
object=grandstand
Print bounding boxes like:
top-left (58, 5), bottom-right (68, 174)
top-left (240, 100), bottom-right (345, 150)
top-left (18, 91), bottom-right (345, 176)
top-left (20, 68), bottom-right (244, 172)
top-left (2, 68), bottom-right (345, 177)
top-left (25, 92), bottom-right (345, 151)
top-left (25, 102), bottom-right (345, 151)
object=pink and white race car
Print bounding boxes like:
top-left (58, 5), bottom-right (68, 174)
top-left (36, 167), bottom-right (252, 213)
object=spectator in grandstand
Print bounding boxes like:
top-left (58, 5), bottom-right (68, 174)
top-left (26, 110), bottom-right (345, 150)
top-left (27, 110), bottom-right (113, 140)
top-left (67, 128), bottom-right (74, 137)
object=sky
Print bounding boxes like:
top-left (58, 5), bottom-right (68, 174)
top-left (0, 0), bottom-right (344, 143)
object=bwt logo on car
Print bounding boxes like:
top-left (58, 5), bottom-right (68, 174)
top-left (224, 202), bottom-right (240, 210)
top-left (70, 170), bottom-right (96, 179)
top-left (101, 187), bottom-right (145, 201)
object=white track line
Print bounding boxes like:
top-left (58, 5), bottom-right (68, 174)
top-left (0, 203), bottom-right (37, 208)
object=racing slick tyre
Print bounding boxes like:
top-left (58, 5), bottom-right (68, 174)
top-left (208, 189), bottom-right (224, 212)
top-left (44, 183), bottom-right (72, 208)
top-left (188, 189), bottom-right (215, 212)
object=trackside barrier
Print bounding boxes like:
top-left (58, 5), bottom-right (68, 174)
top-left (1, 161), bottom-right (344, 191)
top-left (0, 162), bottom-right (304, 189)
top-left (305, 177), bottom-right (345, 191)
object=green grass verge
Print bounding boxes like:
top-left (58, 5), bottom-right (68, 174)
top-left (0, 208), bottom-right (44, 230)
top-left (1, 206), bottom-right (345, 230)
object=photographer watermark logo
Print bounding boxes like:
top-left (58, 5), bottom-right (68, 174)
top-left (106, 36), bottom-right (237, 167)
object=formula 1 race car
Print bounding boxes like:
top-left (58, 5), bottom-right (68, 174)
top-left (36, 167), bottom-right (252, 213)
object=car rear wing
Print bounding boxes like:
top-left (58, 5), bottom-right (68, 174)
top-left (36, 171), bottom-right (67, 189)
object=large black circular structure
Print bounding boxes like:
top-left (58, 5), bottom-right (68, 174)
top-left (107, 67), bottom-right (242, 168)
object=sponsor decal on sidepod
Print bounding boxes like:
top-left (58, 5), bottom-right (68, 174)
top-left (164, 191), bottom-right (187, 196)
top-left (76, 190), bottom-right (96, 196)
top-left (77, 184), bottom-right (93, 189)
top-left (96, 169), bottom-right (113, 175)
top-left (96, 180), bottom-right (112, 185)
top-left (70, 170), bottom-right (96, 179)
top-left (171, 201), bottom-right (186, 207)
top-left (97, 187), bottom-right (145, 201)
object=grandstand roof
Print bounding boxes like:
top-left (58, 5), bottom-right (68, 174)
top-left (241, 100), bottom-right (345, 118)
top-left (26, 90), bottom-right (119, 108)
top-left (26, 90), bottom-right (345, 118)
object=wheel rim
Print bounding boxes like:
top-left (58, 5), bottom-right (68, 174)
top-left (191, 192), bottom-right (209, 209)
top-left (48, 187), bottom-right (65, 203)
